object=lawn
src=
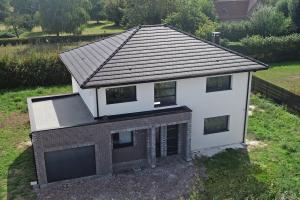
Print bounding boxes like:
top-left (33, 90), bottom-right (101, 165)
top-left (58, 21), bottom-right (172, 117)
top-left (255, 61), bottom-right (300, 95)
top-left (191, 94), bottom-right (300, 199)
top-left (0, 21), bottom-right (124, 38)
top-left (0, 86), bottom-right (71, 200)
top-left (0, 86), bottom-right (299, 199)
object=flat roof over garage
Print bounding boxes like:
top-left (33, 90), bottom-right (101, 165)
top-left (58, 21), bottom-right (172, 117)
top-left (27, 93), bottom-right (95, 132)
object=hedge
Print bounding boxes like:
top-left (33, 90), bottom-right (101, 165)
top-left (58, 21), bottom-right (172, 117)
top-left (0, 33), bottom-right (115, 46)
top-left (0, 54), bottom-right (70, 89)
top-left (224, 34), bottom-right (300, 62)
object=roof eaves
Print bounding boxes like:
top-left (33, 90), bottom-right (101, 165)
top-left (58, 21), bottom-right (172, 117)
top-left (81, 26), bottom-right (141, 88)
top-left (164, 24), bottom-right (269, 69)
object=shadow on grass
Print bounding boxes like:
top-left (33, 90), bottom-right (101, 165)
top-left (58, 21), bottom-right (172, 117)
top-left (192, 149), bottom-right (269, 199)
top-left (7, 147), bottom-right (36, 200)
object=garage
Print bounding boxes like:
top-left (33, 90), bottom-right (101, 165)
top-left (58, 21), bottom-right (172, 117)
top-left (45, 145), bottom-right (96, 183)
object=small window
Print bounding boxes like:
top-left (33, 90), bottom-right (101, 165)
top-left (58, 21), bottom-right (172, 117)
top-left (112, 131), bottom-right (133, 149)
top-left (106, 86), bottom-right (136, 104)
top-left (154, 81), bottom-right (176, 107)
top-left (204, 115), bottom-right (229, 134)
top-left (206, 75), bottom-right (231, 92)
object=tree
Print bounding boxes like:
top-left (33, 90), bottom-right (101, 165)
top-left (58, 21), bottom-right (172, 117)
top-left (163, 0), bottom-right (215, 34)
top-left (4, 15), bottom-right (23, 38)
top-left (0, 0), bottom-right (10, 22)
top-left (89, 0), bottom-right (106, 24)
top-left (250, 6), bottom-right (293, 37)
top-left (105, 0), bottom-right (125, 26)
top-left (276, 0), bottom-right (290, 17)
top-left (39, 0), bottom-right (91, 36)
top-left (289, 0), bottom-right (300, 31)
top-left (196, 19), bottom-right (217, 40)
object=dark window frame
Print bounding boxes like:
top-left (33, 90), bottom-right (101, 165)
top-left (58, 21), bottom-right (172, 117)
top-left (112, 131), bottom-right (134, 149)
top-left (206, 75), bottom-right (232, 93)
top-left (106, 85), bottom-right (137, 104)
top-left (204, 115), bottom-right (230, 135)
top-left (154, 81), bottom-right (177, 107)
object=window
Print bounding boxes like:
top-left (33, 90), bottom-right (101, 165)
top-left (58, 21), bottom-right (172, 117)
top-left (112, 131), bottom-right (134, 148)
top-left (106, 86), bottom-right (136, 104)
top-left (206, 75), bottom-right (232, 92)
top-left (154, 81), bottom-right (176, 107)
top-left (204, 115), bottom-right (229, 134)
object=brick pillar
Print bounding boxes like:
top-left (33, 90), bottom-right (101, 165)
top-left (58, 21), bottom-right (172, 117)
top-left (160, 126), bottom-right (167, 157)
top-left (147, 127), bottom-right (156, 168)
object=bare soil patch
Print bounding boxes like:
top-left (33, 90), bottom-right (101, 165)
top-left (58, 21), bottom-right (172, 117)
top-left (0, 112), bottom-right (29, 129)
top-left (246, 139), bottom-right (267, 151)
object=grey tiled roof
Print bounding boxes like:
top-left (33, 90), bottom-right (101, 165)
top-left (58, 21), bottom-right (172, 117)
top-left (59, 24), bottom-right (267, 88)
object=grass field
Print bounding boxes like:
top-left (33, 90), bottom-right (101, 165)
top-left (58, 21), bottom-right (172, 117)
top-left (191, 95), bottom-right (300, 199)
top-left (0, 21), bottom-right (124, 38)
top-left (255, 61), bottom-right (300, 95)
top-left (0, 86), bottom-right (299, 199)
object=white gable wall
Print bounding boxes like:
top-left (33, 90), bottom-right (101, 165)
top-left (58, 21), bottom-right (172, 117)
top-left (72, 72), bottom-right (251, 150)
top-left (72, 77), bottom-right (97, 117)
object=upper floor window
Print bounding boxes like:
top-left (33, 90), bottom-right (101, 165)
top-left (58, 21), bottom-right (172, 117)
top-left (106, 86), bottom-right (136, 104)
top-left (154, 81), bottom-right (176, 107)
top-left (204, 115), bottom-right (229, 135)
top-left (206, 75), bottom-right (232, 92)
top-left (112, 131), bottom-right (133, 149)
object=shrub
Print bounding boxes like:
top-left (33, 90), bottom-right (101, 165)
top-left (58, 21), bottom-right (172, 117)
top-left (196, 19), bottom-right (217, 40)
top-left (225, 34), bottom-right (300, 62)
top-left (0, 53), bottom-right (70, 89)
top-left (218, 21), bottom-right (251, 41)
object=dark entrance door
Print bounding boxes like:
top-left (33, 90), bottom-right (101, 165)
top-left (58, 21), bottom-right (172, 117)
top-left (156, 128), bottom-right (161, 157)
top-left (45, 145), bottom-right (96, 183)
top-left (167, 125), bottom-right (178, 155)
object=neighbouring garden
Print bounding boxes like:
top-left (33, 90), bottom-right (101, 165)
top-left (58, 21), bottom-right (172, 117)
top-left (0, 86), bottom-right (299, 199)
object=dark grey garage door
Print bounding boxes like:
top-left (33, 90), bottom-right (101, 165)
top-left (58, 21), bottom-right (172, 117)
top-left (45, 145), bottom-right (96, 183)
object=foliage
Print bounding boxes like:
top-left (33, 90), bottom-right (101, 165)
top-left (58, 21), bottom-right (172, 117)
top-left (250, 6), bottom-right (293, 37)
top-left (218, 21), bottom-right (251, 41)
top-left (225, 34), bottom-right (300, 62)
top-left (0, 0), bottom-right (10, 21)
top-left (195, 18), bottom-right (217, 40)
top-left (89, 0), bottom-right (106, 23)
top-left (288, 0), bottom-right (300, 31)
top-left (276, 0), bottom-right (290, 16)
top-left (0, 53), bottom-right (70, 89)
top-left (163, 0), bottom-right (215, 34)
top-left (39, 0), bottom-right (91, 36)
top-left (191, 94), bottom-right (300, 199)
top-left (105, 0), bottom-right (125, 26)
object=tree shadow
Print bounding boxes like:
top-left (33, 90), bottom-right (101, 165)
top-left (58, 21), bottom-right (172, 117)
top-left (193, 148), bottom-right (271, 199)
top-left (7, 147), bottom-right (37, 200)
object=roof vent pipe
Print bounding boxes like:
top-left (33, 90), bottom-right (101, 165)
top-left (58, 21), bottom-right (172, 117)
top-left (212, 32), bottom-right (221, 45)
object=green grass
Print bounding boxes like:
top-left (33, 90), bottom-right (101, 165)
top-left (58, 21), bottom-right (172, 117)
top-left (0, 85), bottom-right (71, 200)
top-left (255, 61), bottom-right (300, 95)
top-left (191, 94), bottom-right (300, 199)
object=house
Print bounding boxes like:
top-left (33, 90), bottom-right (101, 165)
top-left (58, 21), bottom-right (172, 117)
top-left (27, 24), bottom-right (267, 187)
top-left (214, 0), bottom-right (259, 21)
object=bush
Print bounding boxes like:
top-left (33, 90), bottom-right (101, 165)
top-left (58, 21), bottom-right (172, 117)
top-left (218, 21), bottom-right (251, 41)
top-left (0, 33), bottom-right (114, 46)
top-left (0, 53), bottom-right (70, 89)
top-left (225, 34), bottom-right (300, 62)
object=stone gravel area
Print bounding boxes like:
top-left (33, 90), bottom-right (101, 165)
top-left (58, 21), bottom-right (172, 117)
top-left (36, 156), bottom-right (198, 200)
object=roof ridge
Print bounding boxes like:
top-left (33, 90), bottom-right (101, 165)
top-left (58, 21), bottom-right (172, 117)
top-left (165, 24), bottom-right (268, 68)
top-left (59, 27), bottom-right (138, 55)
top-left (81, 26), bottom-right (141, 87)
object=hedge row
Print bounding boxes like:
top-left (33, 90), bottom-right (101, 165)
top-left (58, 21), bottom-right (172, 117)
top-left (0, 33), bottom-right (114, 46)
top-left (0, 54), bottom-right (70, 89)
top-left (224, 34), bottom-right (300, 62)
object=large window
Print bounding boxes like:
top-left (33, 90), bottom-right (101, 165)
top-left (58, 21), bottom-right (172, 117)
top-left (112, 131), bottom-right (134, 149)
top-left (206, 75), bottom-right (232, 92)
top-left (204, 115), bottom-right (229, 134)
top-left (106, 86), bottom-right (136, 104)
top-left (154, 81), bottom-right (176, 107)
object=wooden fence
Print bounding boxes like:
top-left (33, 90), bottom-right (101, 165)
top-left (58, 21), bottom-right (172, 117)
top-left (251, 76), bottom-right (300, 114)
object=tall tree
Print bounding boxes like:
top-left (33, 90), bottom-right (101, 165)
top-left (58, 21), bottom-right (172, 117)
top-left (0, 0), bottom-right (10, 22)
top-left (105, 0), bottom-right (125, 26)
top-left (89, 0), bottom-right (106, 24)
top-left (39, 0), bottom-right (91, 36)
top-left (289, 0), bottom-right (300, 32)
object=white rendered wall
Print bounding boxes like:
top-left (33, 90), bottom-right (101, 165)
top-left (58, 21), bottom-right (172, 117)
top-left (72, 77), bottom-right (97, 117)
top-left (77, 73), bottom-right (250, 150)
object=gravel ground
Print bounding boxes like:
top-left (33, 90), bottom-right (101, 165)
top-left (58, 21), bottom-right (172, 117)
top-left (36, 156), bottom-right (198, 200)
